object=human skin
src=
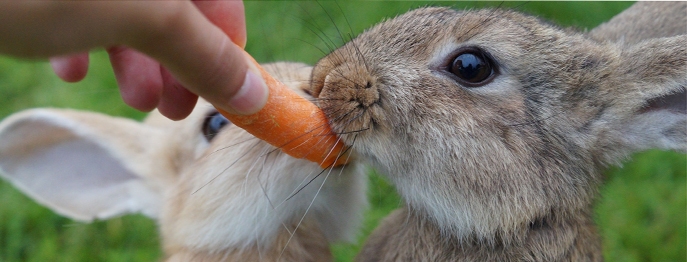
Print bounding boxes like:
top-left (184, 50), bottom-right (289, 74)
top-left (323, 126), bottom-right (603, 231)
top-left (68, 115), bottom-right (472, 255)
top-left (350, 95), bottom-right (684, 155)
top-left (0, 0), bottom-right (268, 119)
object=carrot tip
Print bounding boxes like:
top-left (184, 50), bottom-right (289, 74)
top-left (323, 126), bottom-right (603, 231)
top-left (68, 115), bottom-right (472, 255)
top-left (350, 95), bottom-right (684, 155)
top-left (217, 51), bottom-right (349, 168)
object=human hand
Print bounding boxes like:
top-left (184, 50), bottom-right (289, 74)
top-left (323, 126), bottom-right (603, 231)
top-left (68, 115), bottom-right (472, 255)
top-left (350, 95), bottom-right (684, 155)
top-left (0, 1), bottom-right (268, 119)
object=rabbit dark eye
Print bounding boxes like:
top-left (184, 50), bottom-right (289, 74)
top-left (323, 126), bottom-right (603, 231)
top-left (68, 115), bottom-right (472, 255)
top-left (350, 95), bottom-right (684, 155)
top-left (202, 112), bottom-right (231, 141)
top-left (448, 49), bottom-right (495, 86)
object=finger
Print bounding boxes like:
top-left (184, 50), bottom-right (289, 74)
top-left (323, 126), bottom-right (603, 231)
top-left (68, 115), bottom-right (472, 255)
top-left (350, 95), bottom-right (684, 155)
top-left (0, 2), bottom-right (173, 57)
top-left (130, 4), bottom-right (268, 115)
top-left (107, 46), bottom-right (163, 112)
top-left (192, 0), bottom-right (247, 47)
top-left (158, 67), bottom-right (198, 120)
top-left (49, 53), bottom-right (89, 82)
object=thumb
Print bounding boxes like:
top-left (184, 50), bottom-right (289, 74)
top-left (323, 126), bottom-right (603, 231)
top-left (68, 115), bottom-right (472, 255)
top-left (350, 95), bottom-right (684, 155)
top-left (128, 3), bottom-right (267, 115)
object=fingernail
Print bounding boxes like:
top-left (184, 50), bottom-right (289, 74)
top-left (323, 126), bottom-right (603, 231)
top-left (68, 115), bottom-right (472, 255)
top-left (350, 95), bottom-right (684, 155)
top-left (227, 68), bottom-right (268, 115)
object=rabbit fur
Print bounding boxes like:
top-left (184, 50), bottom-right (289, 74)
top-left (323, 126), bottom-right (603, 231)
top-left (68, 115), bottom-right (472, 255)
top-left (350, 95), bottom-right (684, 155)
top-left (309, 2), bottom-right (686, 262)
top-left (0, 62), bottom-right (368, 261)
top-left (0, 2), bottom-right (684, 261)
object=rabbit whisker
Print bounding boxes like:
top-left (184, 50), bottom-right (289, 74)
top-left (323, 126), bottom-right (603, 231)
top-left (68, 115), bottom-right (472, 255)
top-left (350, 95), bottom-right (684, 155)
top-left (280, 167), bottom-right (327, 204)
top-left (208, 136), bottom-right (260, 156)
top-left (192, 139), bottom-right (264, 195)
top-left (321, 0), bottom-right (371, 73)
top-left (280, 134), bottom-right (358, 260)
top-left (279, 151), bottom-right (339, 260)
top-left (281, 134), bottom-right (354, 204)
top-left (254, 144), bottom-right (279, 209)
top-left (336, 127), bottom-right (370, 135)
top-left (296, 2), bottom-right (342, 55)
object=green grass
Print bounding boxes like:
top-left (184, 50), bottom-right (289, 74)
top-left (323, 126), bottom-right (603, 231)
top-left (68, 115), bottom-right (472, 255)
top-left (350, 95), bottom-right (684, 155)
top-left (0, 1), bottom-right (684, 261)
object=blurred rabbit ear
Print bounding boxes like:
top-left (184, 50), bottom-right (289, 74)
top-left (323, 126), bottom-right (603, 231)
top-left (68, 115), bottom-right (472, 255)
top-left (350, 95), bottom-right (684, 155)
top-left (589, 2), bottom-right (687, 44)
top-left (601, 36), bottom-right (686, 156)
top-left (0, 109), bottom-right (174, 221)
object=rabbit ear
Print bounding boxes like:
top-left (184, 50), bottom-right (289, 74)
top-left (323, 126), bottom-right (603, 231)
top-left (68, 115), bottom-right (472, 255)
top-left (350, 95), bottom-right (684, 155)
top-left (0, 108), bottom-right (174, 222)
top-left (588, 2), bottom-right (687, 45)
top-left (601, 35), bottom-right (686, 156)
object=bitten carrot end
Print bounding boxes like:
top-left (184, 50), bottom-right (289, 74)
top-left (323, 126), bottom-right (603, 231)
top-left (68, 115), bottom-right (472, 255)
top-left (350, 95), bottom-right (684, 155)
top-left (216, 51), bottom-right (349, 168)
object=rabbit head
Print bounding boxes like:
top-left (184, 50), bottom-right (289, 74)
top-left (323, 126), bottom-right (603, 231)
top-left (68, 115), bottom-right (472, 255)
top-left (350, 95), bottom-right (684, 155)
top-left (0, 62), bottom-right (368, 261)
top-left (311, 6), bottom-right (685, 245)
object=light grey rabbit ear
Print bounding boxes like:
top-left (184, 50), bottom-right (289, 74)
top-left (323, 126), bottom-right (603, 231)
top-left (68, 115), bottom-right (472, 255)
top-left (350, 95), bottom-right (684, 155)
top-left (0, 109), bottom-right (174, 221)
top-left (599, 35), bottom-right (686, 158)
top-left (589, 2), bottom-right (687, 45)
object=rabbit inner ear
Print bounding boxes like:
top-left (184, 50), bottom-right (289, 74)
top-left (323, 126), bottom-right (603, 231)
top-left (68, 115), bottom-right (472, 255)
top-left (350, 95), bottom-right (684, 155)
top-left (642, 89), bottom-right (686, 114)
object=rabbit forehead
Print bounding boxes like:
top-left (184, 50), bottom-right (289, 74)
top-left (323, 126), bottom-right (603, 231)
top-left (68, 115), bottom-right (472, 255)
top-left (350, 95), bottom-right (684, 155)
top-left (352, 7), bottom-right (562, 62)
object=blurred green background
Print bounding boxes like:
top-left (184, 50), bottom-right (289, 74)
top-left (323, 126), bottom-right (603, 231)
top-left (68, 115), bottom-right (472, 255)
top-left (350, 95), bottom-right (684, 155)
top-left (0, 1), bottom-right (684, 261)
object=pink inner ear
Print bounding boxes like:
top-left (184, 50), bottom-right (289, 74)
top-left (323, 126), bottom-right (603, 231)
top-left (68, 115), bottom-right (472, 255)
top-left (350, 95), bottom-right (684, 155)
top-left (642, 88), bottom-right (686, 114)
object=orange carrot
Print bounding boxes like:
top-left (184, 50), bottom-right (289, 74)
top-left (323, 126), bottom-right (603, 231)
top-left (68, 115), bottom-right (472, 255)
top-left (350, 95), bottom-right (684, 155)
top-left (216, 51), bottom-right (348, 168)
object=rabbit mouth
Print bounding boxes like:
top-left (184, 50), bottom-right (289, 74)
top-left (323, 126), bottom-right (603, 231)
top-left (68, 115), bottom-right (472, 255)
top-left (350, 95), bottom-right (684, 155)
top-left (311, 65), bottom-right (382, 145)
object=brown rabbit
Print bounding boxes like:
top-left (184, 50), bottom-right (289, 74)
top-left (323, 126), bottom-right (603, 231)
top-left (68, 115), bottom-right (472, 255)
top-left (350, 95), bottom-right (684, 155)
top-left (0, 62), bottom-right (368, 261)
top-left (310, 2), bottom-right (686, 261)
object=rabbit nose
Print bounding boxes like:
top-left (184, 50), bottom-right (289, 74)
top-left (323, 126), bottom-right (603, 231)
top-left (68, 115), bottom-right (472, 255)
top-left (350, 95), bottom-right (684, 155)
top-left (322, 64), bottom-right (380, 108)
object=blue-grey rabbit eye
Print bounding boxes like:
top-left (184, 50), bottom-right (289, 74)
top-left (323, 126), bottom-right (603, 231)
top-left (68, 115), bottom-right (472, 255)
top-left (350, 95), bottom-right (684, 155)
top-left (203, 112), bottom-right (231, 141)
top-left (448, 48), bottom-right (495, 87)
